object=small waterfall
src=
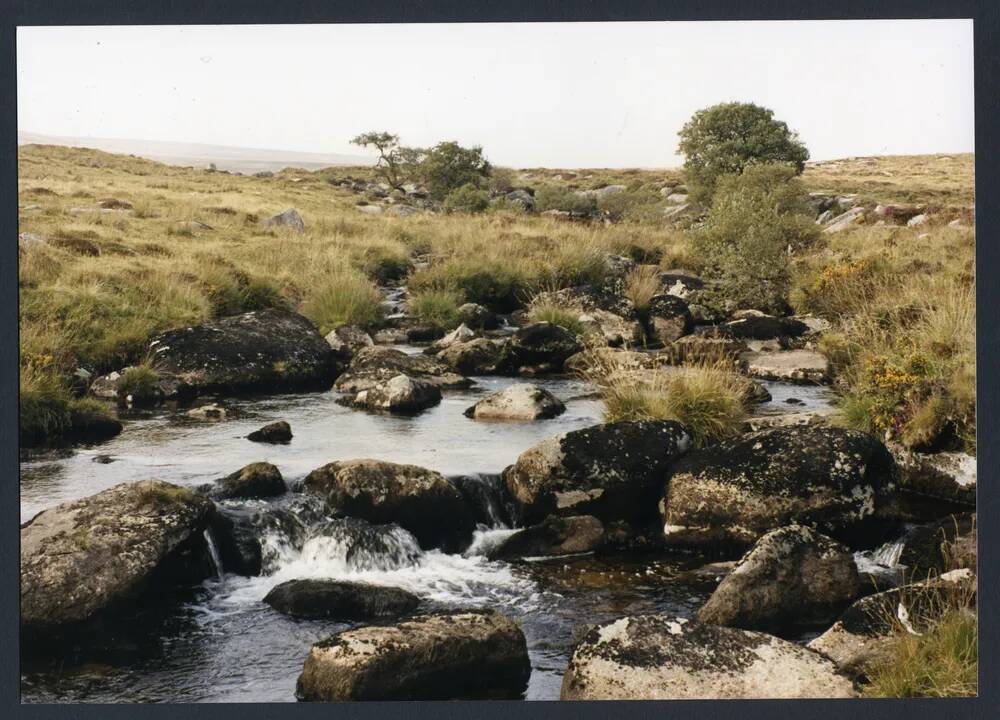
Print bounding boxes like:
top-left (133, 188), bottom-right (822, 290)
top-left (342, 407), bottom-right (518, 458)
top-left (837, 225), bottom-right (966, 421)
top-left (203, 529), bottom-right (224, 581)
top-left (452, 474), bottom-right (512, 529)
top-left (300, 518), bottom-right (423, 573)
top-left (871, 538), bottom-right (906, 568)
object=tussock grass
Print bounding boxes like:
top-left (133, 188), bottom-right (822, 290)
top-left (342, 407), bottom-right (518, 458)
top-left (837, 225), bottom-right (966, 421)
top-left (299, 272), bottom-right (384, 334)
top-left (409, 288), bottom-right (464, 329)
top-left (527, 302), bottom-right (587, 337)
top-left (624, 264), bottom-right (662, 311)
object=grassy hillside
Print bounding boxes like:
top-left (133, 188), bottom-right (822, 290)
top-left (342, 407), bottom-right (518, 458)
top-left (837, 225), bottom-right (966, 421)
top-left (18, 144), bottom-right (975, 450)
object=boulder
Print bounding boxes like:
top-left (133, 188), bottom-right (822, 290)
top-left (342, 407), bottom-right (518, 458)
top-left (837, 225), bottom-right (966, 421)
top-left (211, 462), bottom-right (286, 500)
top-left (405, 324), bottom-right (445, 343)
top-left (148, 309), bottom-right (337, 395)
top-left (303, 459), bottom-right (476, 552)
top-left (503, 420), bottom-right (692, 526)
top-left (343, 374), bottom-right (442, 414)
top-left (186, 403), bottom-right (228, 420)
top-left (464, 383), bottom-right (565, 421)
top-left (488, 515), bottom-right (604, 560)
top-left (502, 322), bottom-right (582, 373)
top-left (247, 420), bottom-right (292, 444)
top-left (578, 309), bottom-right (645, 347)
top-left (662, 426), bottom-right (899, 548)
top-left (563, 347), bottom-right (656, 375)
top-left (334, 346), bottom-right (471, 393)
top-left (264, 579), bottom-right (419, 620)
top-left (264, 208), bottom-right (305, 231)
top-left (697, 525), bottom-right (860, 631)
top-left (532, 284), bottom-right (636, 320)
top-left (21, 481), bottom-right (213, 632)
top-left (807, 569), bottom-right (976, 679)
top-left (659, 336), bottom-right (746, 366)
top-left (823, 207), bottom-right (865, 234)
top-left (457, 303), bottom-right (500, 330)
top-left (741, 349), bottom-right (830, 384)
top-left (451, 474), bottom-right (513, 529)
top-left (324, 324), bottom-right (374, 365)
top-left (894, 513), bottom-right (977, 577)
top-left (89, 367), bottom-right (192, 406)
top-left (719, 316), bottom-right (808, 341)
top-left (430, 323), bottom-right (477, 351)
top-left (888, 446), bottom-right (976, 507)
top-left (210, 500), bottom-right (317, 576)
top-left (436, 337), bottom-right (508, 375)
top-left (296, 610), bottom-right (531, 700)
top-left (560, 615), bottom-right (856, 699)
top-left (646, 294), bottom-right (693, 344)
top-left (659, 272), bottom-right (705, 300)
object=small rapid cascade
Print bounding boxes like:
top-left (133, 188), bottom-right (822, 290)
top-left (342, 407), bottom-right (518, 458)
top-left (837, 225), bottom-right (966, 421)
top-left (854, 534), bottom-right (910, 589)
top-left (452, 473), bottom-right (513, 530)
top-left (203, 529), bottom-right (224, 582)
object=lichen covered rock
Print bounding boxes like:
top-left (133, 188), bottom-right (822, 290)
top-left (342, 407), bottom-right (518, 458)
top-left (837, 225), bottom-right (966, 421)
top-left (464, 383), bottom-right (565, 421)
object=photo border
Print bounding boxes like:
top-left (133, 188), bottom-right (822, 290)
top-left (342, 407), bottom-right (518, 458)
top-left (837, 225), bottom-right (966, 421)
top-left (1, 1), bottom-right (995, 718)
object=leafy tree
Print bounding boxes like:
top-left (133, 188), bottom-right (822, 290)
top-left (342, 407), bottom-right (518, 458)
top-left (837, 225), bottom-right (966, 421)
top-left (351, 131), bottom-right (422, 190)
top-left (692, 163), bottom-right (819, 313)
top-left (418, 141), bottom-right (491, 200)
top-left (677, 102), bottom-right (809, 205)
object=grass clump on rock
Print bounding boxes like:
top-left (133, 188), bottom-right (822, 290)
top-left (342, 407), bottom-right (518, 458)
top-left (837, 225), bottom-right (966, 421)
top-left (527, 302), bottom-right (586, 337)
top-left (410, 289), bottom-right (464, 330)
top-left (300, 271), bottom-right (384, 334)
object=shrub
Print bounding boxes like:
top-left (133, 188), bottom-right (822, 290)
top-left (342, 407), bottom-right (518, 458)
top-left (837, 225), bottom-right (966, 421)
top-left (300, 272), bottom-right (384, 333)
top-left (678, 102), bottom-right (809, 205)
top-left (418, 141), bottom-right (491, 200)
top-left (534, 185), bottom-right (597, 215)
top-left (597, 187), bottom-right (662, 222)
top-left (692, 164), bottom-right (819, 313)
top-left (527, 302), bottom-right (586, 337)
top-left (409, 258), bottom-right (530, 312)
top-left (443, 184), bottom-right (490, 214)
top-left (118, 365), bottom-right (160, 397)
top-left (410, 289), bottom-right (464, 329)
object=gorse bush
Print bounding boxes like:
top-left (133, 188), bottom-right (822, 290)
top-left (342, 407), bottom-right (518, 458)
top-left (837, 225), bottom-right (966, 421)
top-left (678, 101), bottom-right (809, 206)
top-left (693, 164), bottom-right (820, 314)
top-left (443, 184), bottom-right (490, 214)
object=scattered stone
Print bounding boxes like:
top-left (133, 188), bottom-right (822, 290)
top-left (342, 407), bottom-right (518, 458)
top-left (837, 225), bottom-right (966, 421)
top-left (296, 610), bottom-right (531, 701)
top-left (431, 323), bottom-right (477, 351)
top-left (436, 338), bottom-right (508, 375)
top-left (697, 525), bottom-right (860, 631)
top-left (186, 403), bottom-right (228, 420)
top-left (211, 462), bottom-right (286, 500)
top-left (503, 420), bottom-right (692, 526)
top-left (745, 408), bottom-right (838, 431)
top-left (741, 349), bottom-right (830, 384)
top-left (561, 615), bottom-right (856, 699)
top-left (502, 322), bottom-right (582, 373)
top-left (464, 383), bottom-right (565, 421)
top-left (906, 213), bottom-right (929, 227)
top-left (324, 325), bottom-right (374, 365)
top-left (659, 272), bottom-right (705, 300)
top-left (264, 208), bottom-right (305, 231)
top-left (344, 374), bottom-right (442, 414)
top-left (264, 579), bottom-right (420, 620)
top-left (247, 420), bottom-right (293, 444)
top-left (335, 346), bottom-right (471, 393)
top-left (664, 192), bottom-right (689, 204)
top-left (823, 207), bottom-right (865, 234)
top-left (457, 303), bottom-right (500, 330)
top-left (21, 481), bottom-right (212, 633)
top-left (303, 459), bottom-right (476, 551)
top-left (488, 515), bottom-right (604, 560)
top-left (662, 426), bottom-right (899, 548)
top-left (356, 204), bottom-right (384, 215)
top-left (405, 324), bottom-right (445, 343)
top-left (18, 232), bottom-right (46, 250)
top-left (646, 294), bottom-right (693, 344)
top-left (719, 316), bottom-right (808, 341)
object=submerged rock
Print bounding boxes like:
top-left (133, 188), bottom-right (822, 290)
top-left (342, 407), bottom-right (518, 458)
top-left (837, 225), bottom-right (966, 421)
top-left (464, 383), bottom-right (565, 421)
top-left (303, 459), bottom-right (476, 552)
top-left (264, 579), bottom-right (419, 620)
top-left (148, 309), bottom-right (337, 395)
top-left (21, 481), bottom-right (212, 632)
top-left (697, 525), bottom-right (860, 631)
top-left (210, 462), bottom-right (286, 500)
top-left (560, 615), bottom-right (856, 699)
top-left (662, 426), bottom-right (899, 549)
top-left (247, 420), bottom-right (292, 444)
top-left (488, 515), bottom-right (604, 560)
top-left (334, 346), bottom-right (471, 393)
top-left (343, 374), bottom-right (442, 414)
top-left (503, 420), bottom-right (692, 526)
top-left (808, 569), bottom-right (976, 679)
top-left (296, 610), bottom-right (531, 700)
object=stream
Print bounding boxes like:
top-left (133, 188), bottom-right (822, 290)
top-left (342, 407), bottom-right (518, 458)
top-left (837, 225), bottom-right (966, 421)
top-left (20, 356), bottom-right (839, 703)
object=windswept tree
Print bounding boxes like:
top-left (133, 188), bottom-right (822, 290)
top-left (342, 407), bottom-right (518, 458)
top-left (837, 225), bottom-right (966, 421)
top-left (677, 102), bottom-right (809, 205)
top-left (351, 131), bottom-right (422, 190)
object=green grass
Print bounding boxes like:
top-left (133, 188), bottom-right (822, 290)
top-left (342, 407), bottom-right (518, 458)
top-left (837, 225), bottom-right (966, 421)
top-left (299, 272), bottom-right (385, 334)
top-left (409, 288), bottom-right (464, 329)
top-left (527, 302), bottom-right (587, 336)
top-left (117, 365), bottom-right (161, 398)
top-left (862, 610), bottom-right (977, 697)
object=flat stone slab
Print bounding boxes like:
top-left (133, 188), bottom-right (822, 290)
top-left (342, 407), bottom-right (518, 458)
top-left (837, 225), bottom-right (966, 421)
top-left (742, 349), bottom-right (829, 384)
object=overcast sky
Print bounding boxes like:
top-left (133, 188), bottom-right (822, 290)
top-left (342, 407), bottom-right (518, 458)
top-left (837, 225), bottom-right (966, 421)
top-left (17, 20), bottom-right (974, 168)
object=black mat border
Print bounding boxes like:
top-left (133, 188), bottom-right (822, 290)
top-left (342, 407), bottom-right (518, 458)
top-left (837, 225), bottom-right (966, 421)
top-left (1, 2), bottom-right (996, 719)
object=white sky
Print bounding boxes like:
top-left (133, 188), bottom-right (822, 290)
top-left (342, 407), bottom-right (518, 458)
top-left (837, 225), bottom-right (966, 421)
top-left (17, 20), bottom-right (974, 168)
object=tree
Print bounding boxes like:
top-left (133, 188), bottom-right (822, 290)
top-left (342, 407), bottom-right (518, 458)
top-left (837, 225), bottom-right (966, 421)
top-left (692, 163), bottom-right (819, 314)
top-left (677, 102), bottom-right (809, 206)
top-left (351, 131), bottom-right (422, 190)
top-left (418, 141), bottom-right (491, 200)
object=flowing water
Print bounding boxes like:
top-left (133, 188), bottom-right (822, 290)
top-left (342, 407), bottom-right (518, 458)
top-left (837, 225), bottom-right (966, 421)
top-left (20, 356), bottom-right (836, 703)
